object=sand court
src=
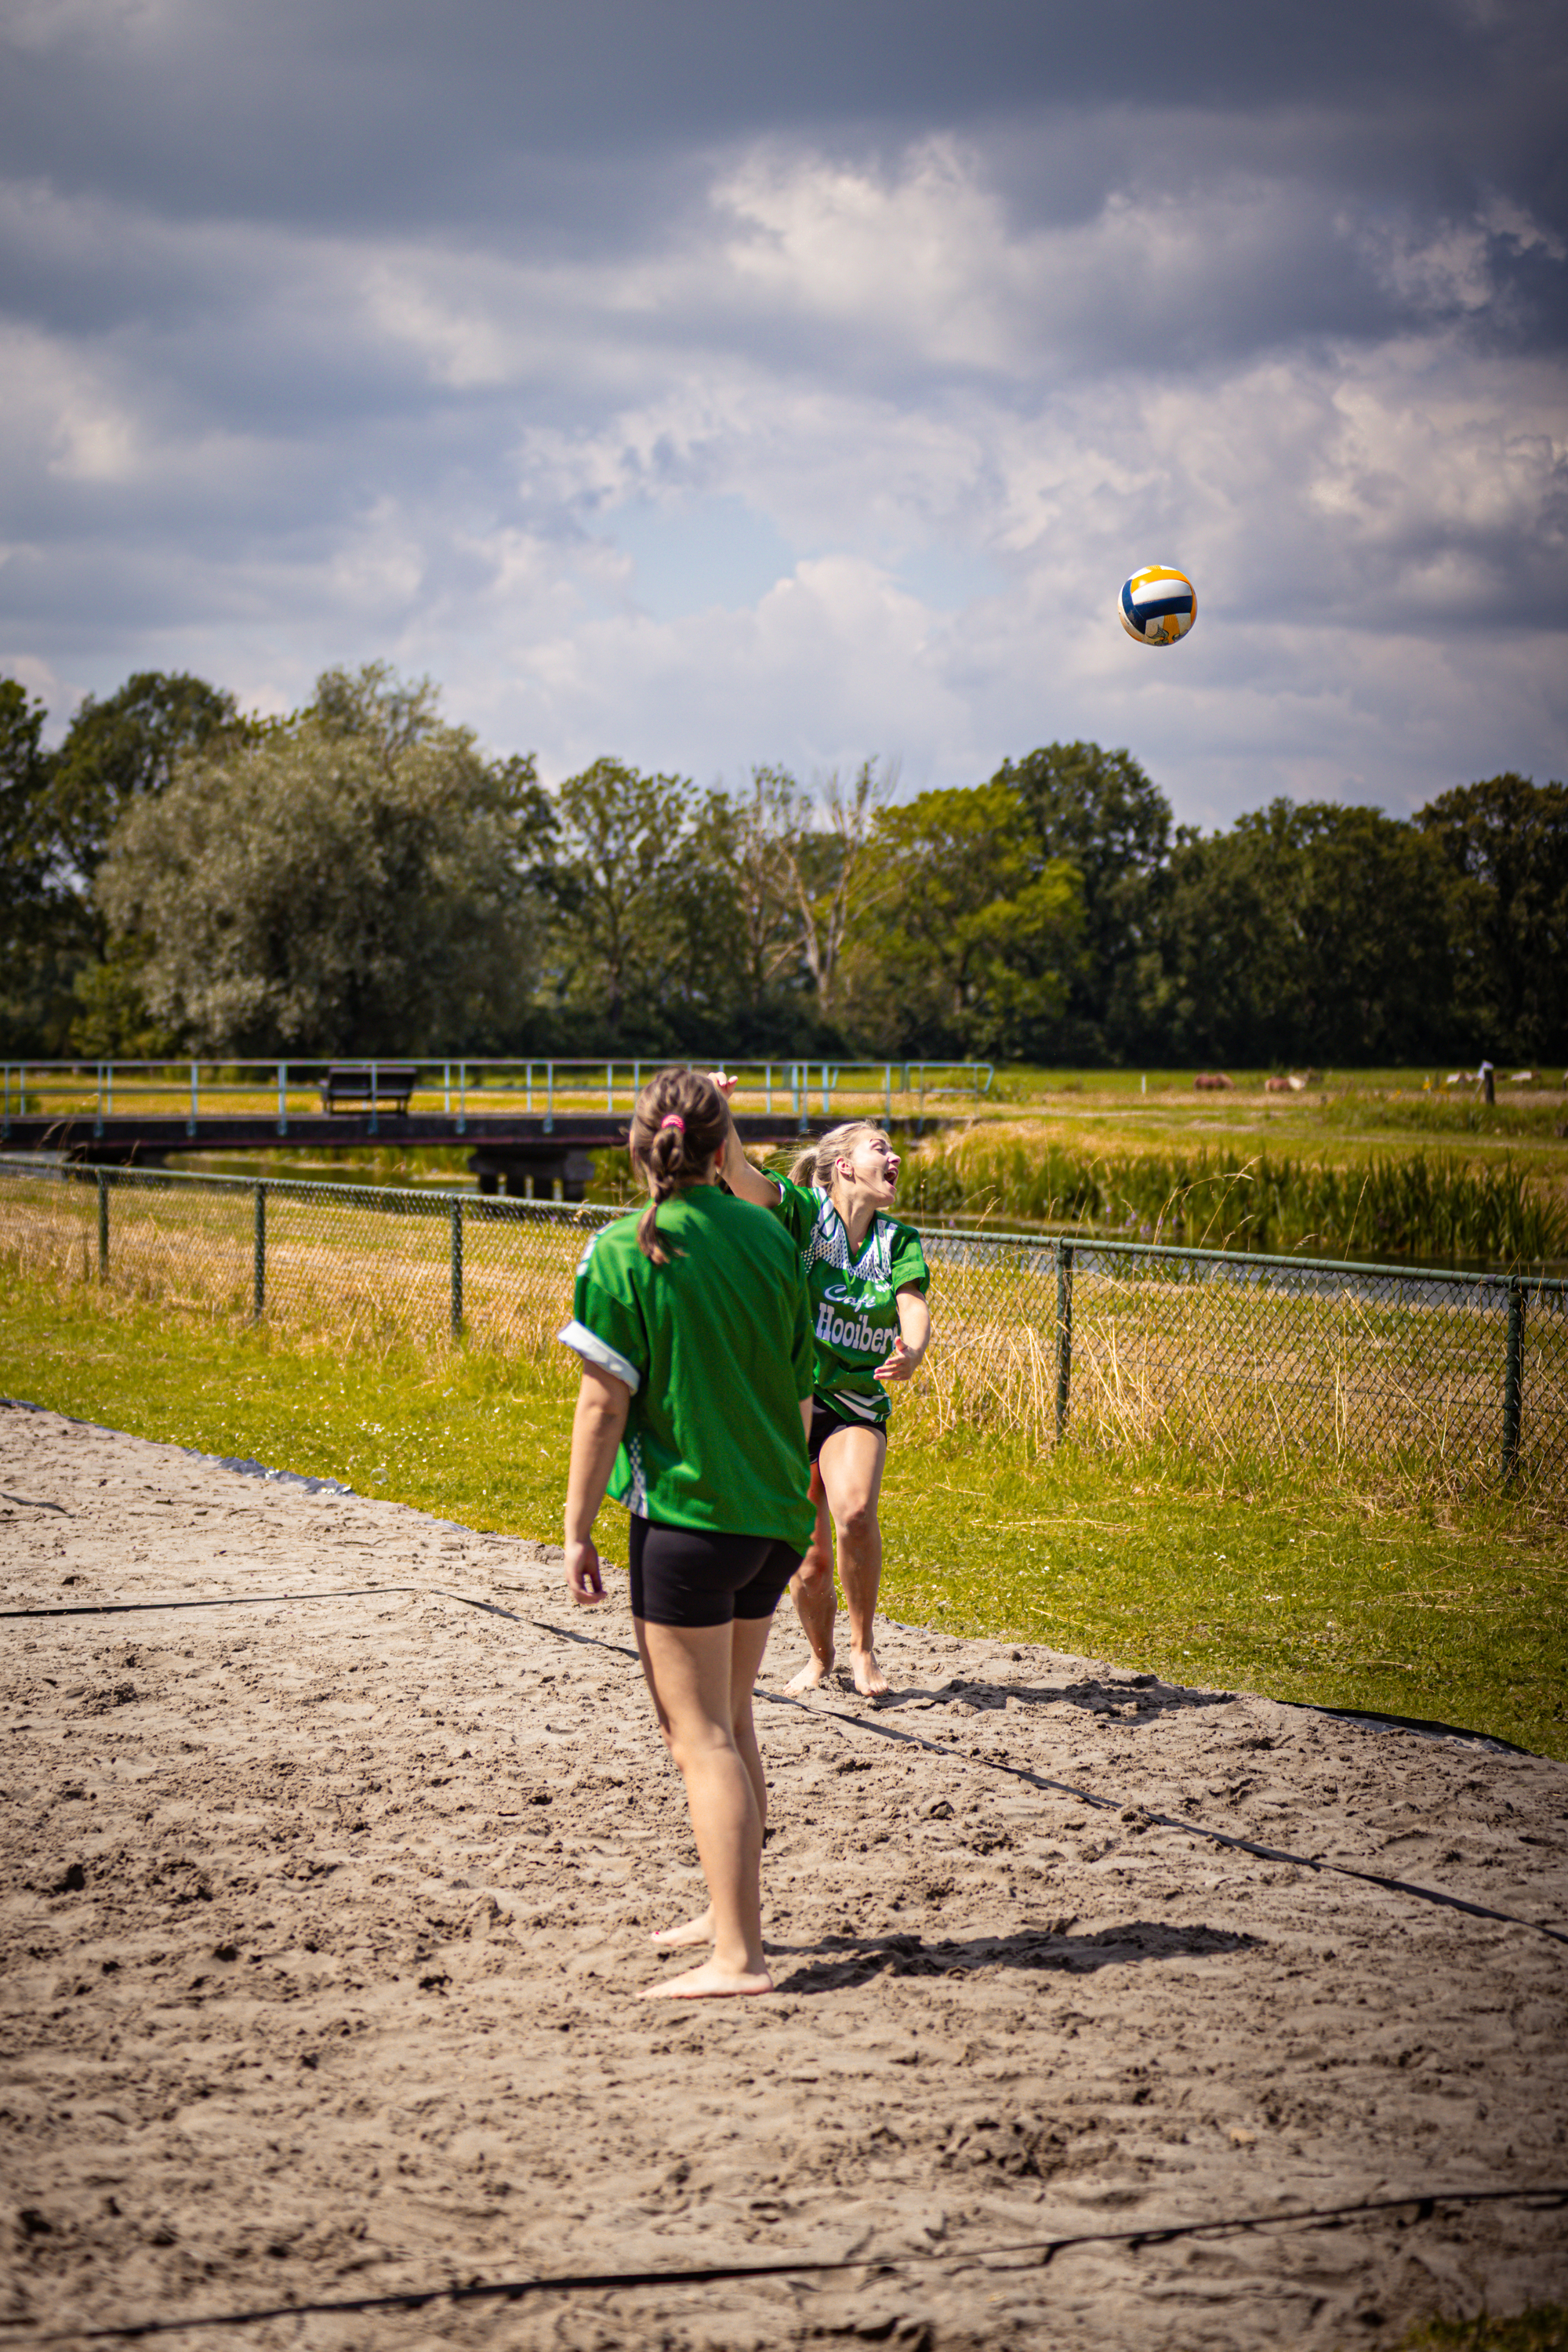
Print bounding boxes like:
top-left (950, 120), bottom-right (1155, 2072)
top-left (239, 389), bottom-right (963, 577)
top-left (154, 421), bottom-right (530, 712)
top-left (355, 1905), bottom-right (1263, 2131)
top-left (2, 1396), bottom-right (1566, 2349)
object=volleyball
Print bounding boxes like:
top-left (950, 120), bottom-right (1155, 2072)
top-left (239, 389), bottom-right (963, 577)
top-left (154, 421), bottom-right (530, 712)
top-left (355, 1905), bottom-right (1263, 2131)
top-left (1120, 564), bottom-right (1196, 644)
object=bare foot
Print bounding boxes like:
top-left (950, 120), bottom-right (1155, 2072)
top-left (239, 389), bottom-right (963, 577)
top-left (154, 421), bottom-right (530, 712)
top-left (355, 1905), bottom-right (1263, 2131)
top-left (640, 1958), bottom-right (773, 2001)
top-left (851, 1646), bottom-right (890, 1698)
top-left (784, 1652), bottom-right (833, 1695)
top-left (650, 1905), bottom-right (714, 1949)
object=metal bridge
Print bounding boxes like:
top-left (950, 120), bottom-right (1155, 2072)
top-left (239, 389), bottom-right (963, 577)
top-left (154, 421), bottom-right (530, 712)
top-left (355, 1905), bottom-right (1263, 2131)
top-left (1, 1058), bottom-right (993, 1199)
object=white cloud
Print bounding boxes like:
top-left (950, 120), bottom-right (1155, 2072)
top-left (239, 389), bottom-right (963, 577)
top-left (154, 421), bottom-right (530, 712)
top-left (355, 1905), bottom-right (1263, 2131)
top-left (1, 103), bottom-right (1563, 825)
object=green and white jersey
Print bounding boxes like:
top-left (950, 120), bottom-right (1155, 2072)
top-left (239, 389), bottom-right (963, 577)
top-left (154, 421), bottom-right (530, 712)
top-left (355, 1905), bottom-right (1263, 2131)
top-left (558, 1185), bottom-right (814, 1547)
top-left (768, 1177), bottom-right (929, 1428)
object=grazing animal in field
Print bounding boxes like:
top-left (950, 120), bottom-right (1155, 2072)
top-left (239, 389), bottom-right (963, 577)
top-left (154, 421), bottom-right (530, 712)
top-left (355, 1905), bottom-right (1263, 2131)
top-left (1194, 1072), bottom-right (1235, 1091)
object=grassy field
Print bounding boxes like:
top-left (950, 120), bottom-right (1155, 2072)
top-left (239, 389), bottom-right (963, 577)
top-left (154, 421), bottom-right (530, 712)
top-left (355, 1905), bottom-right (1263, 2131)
top-left (154, 1065), bottom-right (1568, 1272)
top-left (4, 1276), bottom-right (1565, 1760)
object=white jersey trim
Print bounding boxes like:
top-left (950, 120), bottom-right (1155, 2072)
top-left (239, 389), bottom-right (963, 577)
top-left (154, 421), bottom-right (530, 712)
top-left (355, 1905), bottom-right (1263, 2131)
top-left (802, 1186), bottom-right (895, 1283)
top-left (625, 1431), bottom-right (648, 1516)
top-left (828, 1387), bottom-right (886, 1423)
top-left (557, 1317), bottom-right (641, 1395)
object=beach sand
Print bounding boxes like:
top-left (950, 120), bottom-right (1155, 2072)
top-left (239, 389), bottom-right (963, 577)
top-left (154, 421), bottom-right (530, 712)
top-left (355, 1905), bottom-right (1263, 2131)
top-left (3, 1396), bottom-right (1566, 2348)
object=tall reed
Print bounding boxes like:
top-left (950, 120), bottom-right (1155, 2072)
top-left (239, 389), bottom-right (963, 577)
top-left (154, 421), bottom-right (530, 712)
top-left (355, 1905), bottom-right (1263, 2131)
top-left (903, 1127), bottom-right (1566, 1265)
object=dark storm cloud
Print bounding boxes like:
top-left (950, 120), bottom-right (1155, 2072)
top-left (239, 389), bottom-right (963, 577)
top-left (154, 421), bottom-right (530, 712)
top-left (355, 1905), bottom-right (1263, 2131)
top-left (4, 0), bottom-right (1565, 227)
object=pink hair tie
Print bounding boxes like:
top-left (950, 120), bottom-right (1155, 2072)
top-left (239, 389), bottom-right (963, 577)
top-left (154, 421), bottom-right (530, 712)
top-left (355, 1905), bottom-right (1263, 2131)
top-left (659, 1113), bottom-right (685, 1133)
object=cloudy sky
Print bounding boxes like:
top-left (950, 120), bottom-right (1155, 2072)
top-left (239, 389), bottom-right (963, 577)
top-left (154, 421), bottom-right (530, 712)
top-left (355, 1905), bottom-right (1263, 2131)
top-left (2, 0), bottom-right (1565, 826)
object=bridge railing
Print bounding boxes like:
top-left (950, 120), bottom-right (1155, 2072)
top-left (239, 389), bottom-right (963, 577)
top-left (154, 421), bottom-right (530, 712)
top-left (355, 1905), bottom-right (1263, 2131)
top-left (2, 1154), bottom-right (1563, 1501)
top-left (0, 1057), bottom-right (993, 1139)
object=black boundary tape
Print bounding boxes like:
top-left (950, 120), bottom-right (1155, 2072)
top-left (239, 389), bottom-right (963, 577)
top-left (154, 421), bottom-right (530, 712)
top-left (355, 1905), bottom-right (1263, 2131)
top-left (5, 1402), bottom-right (1566, 1951)
top-left (5, 2187), bottom-right (1566, 2344)
top-left (532, 1613), bottom-right (1568, 1951)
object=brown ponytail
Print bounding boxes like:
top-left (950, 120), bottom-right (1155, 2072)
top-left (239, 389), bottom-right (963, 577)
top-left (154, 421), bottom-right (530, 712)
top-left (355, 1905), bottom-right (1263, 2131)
top-left (788, 1120), bottom-right (886, 1190)
top-left (630, 1067), bottom-right (730, 1264)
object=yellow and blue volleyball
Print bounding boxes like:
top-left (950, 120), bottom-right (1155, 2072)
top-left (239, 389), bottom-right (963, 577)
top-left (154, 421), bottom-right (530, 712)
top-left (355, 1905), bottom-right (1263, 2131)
top-left (1119, 564), bottom-right (1196, 644)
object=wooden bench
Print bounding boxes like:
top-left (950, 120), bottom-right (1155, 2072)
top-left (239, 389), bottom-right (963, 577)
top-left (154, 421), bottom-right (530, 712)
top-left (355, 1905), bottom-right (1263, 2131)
top-left (318, 1063), bottom-right (419, 1116)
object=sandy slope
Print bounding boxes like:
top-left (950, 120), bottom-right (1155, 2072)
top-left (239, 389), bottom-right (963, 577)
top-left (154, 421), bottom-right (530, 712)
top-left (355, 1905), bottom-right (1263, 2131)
top-left (2, 1397), bottom-right (1566, 2351)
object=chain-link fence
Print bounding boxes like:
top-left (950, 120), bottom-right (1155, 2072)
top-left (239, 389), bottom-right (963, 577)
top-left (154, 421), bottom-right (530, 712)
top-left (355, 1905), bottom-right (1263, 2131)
top-left (3, 1157), bottom-right (1563, 1498)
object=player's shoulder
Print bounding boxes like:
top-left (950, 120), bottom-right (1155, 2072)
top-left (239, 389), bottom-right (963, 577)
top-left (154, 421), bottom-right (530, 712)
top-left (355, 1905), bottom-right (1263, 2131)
top-left (713, 1185), bottom-right (797, 1258)
top-left (878, 1209), bottom-right (928, 1273)
top-left (575, 1210), bottom-right (643, 1279)
top-left (772, 1174), bottom-right (822, 1212)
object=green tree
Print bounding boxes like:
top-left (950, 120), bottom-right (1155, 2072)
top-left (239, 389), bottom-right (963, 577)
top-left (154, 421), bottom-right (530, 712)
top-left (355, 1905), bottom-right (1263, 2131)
top-left (96, 665), bottom-right (546, 1055)
top-left (1417, 775), bottom-right (1568, 1062)
top-left (13, 670), bottom-right (244, 1052)
top-left (544, 758), bottom-right (707, 1044)
top-left (843, 779), bottom-right (1084, 1058)
top-left (48, 671), bottom-right (241, 913)
top-left (990, 742), bottom-right (1172, 1059)
top-left (1142, 799), bottom-right (1457, 1065)
top-left (0, 677), bottom-right (72, 1053)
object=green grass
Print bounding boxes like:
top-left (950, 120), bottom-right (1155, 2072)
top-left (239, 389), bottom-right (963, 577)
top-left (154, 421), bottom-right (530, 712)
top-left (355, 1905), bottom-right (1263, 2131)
top-left (1396, 2310), bottom-right (1568, 2351)
top-left (3, 1278), bottom-right (1565, 1759)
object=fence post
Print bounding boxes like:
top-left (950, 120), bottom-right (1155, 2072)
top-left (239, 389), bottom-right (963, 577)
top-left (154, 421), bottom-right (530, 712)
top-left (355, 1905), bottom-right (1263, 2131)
top-left (277, 1060), bottom-right (289, 1137)
top-left (450, 1196), bottom-right (464, 1336)
top-left (370, 1059), bottom-right (379, 1137)
top-left (1503, 1278), bottom-right (1524, 1484)
top-left (95, 1062), bottom-right (104, 1139)
top-left (188, 1060), bottom-right (198, 1136)
top-left (253, 1182), bottom-right (266, 1320)
top-left (1054, 1240), bottom-right (1074, 1444)
top-left (97, 1170), bottom-right (109, 1279)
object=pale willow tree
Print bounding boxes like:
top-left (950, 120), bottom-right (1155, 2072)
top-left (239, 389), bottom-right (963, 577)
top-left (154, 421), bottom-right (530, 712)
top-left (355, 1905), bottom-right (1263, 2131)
top-left (731, 758), bottom-right (898, 1022)
top-left (96, 664), bottom-right (549, 1055)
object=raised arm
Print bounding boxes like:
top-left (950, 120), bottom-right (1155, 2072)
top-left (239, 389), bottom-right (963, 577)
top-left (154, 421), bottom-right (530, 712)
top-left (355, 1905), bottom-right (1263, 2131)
top-left (707, 1069), bottom-right (784, 1210)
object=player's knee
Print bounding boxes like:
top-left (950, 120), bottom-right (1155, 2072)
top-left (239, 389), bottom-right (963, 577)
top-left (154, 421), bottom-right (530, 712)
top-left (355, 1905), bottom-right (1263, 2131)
top-left (836, 1497), bottom-right (875, 1542)
top-left (666, 1721), bottom-right (732, 1776)
top-left (793, 1550), bottom-right (832, 1592)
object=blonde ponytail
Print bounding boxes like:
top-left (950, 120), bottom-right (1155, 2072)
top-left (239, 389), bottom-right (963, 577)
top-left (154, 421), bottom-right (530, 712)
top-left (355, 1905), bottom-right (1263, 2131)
top-left (789, 1120), bottom-right (884, 1191)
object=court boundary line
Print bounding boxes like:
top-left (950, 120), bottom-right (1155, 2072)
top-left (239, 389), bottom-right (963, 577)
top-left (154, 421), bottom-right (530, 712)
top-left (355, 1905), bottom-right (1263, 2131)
top-left (4, 2186), bottom-right (1564, 2343)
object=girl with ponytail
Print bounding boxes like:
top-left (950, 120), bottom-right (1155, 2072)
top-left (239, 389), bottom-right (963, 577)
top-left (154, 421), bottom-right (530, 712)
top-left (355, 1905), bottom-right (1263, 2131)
top-left (711, 1084), bottom-right (931, 1700)
top-left (557, 1067), bottom-right (815, 1999)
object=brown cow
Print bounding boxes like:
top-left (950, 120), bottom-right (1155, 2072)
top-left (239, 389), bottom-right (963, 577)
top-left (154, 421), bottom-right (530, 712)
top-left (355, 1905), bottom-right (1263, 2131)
top-left (1194, 1071), bottom-right (1235, 1091)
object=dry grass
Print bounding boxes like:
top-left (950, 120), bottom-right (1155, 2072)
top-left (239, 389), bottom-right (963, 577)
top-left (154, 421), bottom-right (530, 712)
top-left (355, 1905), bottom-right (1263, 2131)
top-left (6, 1166), bottom-right (1563, 1509)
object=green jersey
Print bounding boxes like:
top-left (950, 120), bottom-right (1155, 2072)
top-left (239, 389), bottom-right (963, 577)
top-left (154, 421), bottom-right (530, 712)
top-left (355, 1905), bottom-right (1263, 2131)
top-left (558, 1186), bottom-right (814, 1547)
top-left (768, 1177), bottom-right (929, 1428)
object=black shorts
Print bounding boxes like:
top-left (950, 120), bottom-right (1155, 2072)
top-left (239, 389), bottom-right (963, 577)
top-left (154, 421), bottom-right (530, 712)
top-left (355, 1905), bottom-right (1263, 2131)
top-left (628, 1516), bottom-right (802, 1631)
top-left (808, 1400), bottom-right (888, 1463)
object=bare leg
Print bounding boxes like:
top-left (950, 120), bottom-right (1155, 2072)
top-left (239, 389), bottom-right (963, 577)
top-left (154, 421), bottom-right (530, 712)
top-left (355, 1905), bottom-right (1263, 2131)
top-left (785, 1463), bottom-right (837, 1693)
top-left (650, 1613), bottom-right (774, 1949)
top-left (635, 1613), bottom-right (774, 1997)
top-left (818, 1425), bottom-right (889, 1697)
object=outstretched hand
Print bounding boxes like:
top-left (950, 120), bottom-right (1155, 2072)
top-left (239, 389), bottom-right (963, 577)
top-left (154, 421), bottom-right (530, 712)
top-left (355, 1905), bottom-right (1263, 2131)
top-left (874, 1336), bottom-right (916, 1385)
top-left (707, 1069), bottom-right (738, 1105)
top-left (565, 1537), bottom-right (605, 1606)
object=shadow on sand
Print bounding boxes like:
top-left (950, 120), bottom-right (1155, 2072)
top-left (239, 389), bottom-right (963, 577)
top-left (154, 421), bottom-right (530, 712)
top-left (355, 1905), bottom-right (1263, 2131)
top-left (768, 1918), bottom-right (1254, 1995)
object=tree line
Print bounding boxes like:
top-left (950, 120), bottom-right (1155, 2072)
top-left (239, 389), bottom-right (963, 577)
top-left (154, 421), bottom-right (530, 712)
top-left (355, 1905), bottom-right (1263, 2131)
top-left (2, 661), bottom-right (1564, 1066)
